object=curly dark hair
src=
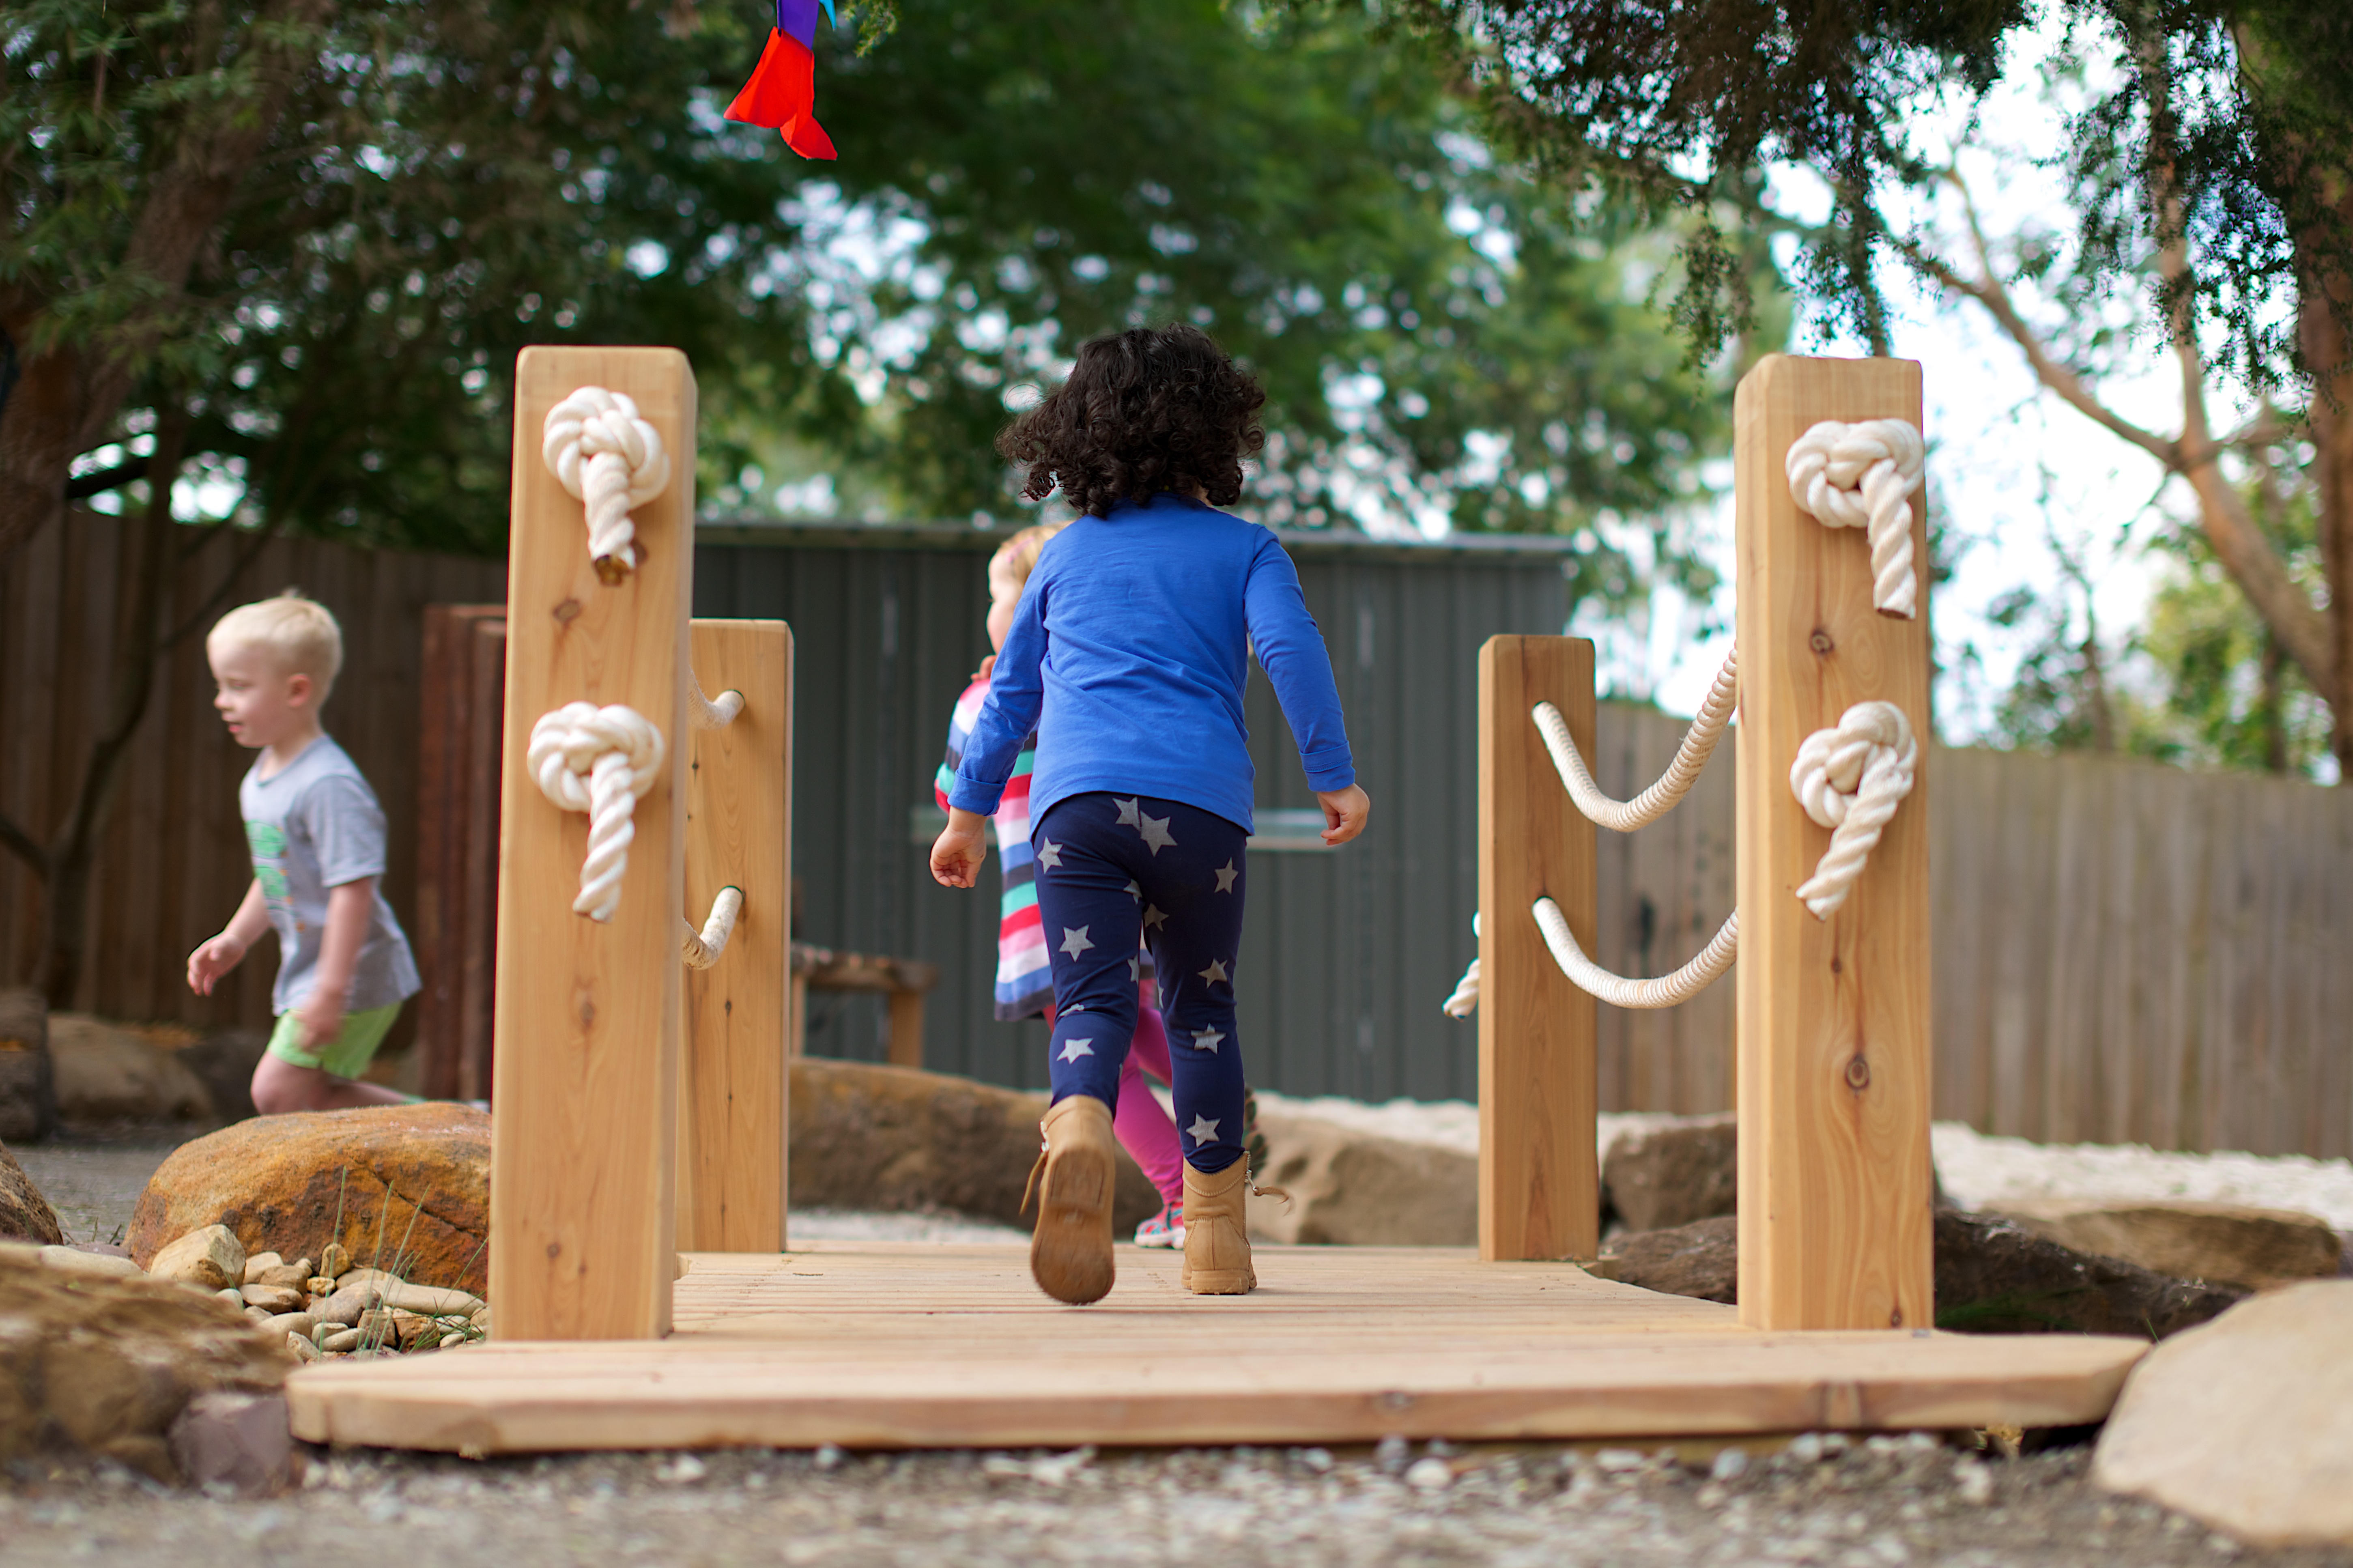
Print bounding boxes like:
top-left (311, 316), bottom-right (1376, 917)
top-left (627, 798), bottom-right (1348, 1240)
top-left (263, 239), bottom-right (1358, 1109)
top-left (996, 324), bottom-right (1267, 518)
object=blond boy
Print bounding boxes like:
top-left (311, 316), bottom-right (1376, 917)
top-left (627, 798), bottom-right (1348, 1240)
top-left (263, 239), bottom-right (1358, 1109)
top-left (187, 591), bottom-right (420, 1113)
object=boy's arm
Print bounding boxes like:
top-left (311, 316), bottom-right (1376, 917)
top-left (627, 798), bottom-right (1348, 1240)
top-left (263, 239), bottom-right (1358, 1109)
top-left (187, 879), bottom-right (270, 996)
top-left (295, 878), bottom-right (375, 1048)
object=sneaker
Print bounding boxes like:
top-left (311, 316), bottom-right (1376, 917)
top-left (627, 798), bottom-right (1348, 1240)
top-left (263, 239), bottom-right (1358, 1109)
top-left (1133, 1202), bottom-right (1185, 1248)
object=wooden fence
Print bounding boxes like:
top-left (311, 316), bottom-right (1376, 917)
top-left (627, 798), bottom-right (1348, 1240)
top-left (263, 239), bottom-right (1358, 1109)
top-left (2, 516), bottom-right (2346, 1157)
top-left (0, 508), bottom-right (504, 1032)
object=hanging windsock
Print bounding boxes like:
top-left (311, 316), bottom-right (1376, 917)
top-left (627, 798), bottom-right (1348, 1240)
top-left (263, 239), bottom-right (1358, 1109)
top-left (725, 0), bottom-right (838, 161)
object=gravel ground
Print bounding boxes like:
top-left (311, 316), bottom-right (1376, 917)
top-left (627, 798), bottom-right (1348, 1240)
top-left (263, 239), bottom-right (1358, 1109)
top-left (4, 1430), bottom-right (2351, 1566)
top-left (7, 1135), bottom-right (183, 1247)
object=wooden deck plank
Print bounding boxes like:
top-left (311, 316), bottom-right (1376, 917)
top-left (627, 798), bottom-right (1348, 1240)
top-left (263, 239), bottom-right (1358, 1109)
top-left (288, 1242), bottom-right (2144, 1454)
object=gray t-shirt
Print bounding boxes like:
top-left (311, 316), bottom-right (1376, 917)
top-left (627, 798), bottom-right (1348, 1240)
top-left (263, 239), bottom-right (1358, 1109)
top-left (239, 736), bottom-right (421, 1016)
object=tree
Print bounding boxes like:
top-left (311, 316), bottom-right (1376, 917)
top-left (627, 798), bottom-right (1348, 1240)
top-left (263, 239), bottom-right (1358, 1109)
top-left (1374, 0), bottom-right (2353, 779)
top-left (2, 0), bottom-right (1727, 1001)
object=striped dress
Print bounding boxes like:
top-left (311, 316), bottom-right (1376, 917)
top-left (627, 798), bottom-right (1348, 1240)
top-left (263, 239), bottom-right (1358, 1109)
top-left (936, 675), bottom-right (1152, 1020)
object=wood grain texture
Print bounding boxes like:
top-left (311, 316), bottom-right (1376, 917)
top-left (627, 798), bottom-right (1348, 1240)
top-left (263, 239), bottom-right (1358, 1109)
top-left (1734, 355), bottom-right (1936, 1333)
top-left (678, 619), bottom-right (792, 1254)
top-left (285, 1241), bottom-right (2144, 1454)
top-left (489, 347), bottom-right (695, 1340)
top-left (1478, 636), bottom-right (1599, 1261)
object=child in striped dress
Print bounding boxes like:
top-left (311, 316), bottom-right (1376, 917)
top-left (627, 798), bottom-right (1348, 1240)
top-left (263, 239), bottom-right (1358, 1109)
top-left (936, 522), bottom-right (1189, 1245)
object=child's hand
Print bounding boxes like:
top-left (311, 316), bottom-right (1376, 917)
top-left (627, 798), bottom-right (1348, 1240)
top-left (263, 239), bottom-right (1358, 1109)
top-left (930, 808), bottom-right (990, 888)
top-left (295, 991), bottom-right (345, 1052)
top-left (1316, 784), bottom-right (1371, 846)
top-left (186, 933), bottom-right (248, 996)
top-left (972, 654), bottom-right (998, 681)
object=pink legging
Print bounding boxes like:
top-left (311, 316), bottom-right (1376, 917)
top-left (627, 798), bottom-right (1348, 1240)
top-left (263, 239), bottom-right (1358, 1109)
top-left (1044, 977), bottom-right (1184, 1207)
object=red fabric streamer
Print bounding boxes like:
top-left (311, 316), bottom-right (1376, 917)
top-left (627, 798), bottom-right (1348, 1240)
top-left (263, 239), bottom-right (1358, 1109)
top-left (725, 29), bottom-right (836, 161)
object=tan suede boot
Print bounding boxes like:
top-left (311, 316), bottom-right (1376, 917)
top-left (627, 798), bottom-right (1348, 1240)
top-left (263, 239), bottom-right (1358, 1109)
top-left (1023, 1095), bottom-right (1117, 1305)
top-left (1180, 1156), bottom-right (1257, 1295)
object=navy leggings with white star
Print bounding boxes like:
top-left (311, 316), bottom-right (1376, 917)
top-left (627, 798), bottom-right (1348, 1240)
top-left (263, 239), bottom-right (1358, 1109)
top-left (1032, 792), bottom-right (1248, 1174)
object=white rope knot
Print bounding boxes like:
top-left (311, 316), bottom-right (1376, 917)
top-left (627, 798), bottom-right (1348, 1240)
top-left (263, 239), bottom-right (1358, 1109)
top-left (1785, 419), bottom-right (1925, 618)
top-left (542, 387), bottom-right (672, 584)
top-left (527, 703), bottom-right (667, 922)
top-left (1789, 700), bottom-right (1918, 920)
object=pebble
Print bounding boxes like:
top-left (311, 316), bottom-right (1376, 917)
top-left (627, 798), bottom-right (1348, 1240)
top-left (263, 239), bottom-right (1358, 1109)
top-left (1595, 1448), bottom-right (1647, 1473)
top-left (241, 1251), bottom-right (285, 1284)
top-left (318, 1243), bottom-right (350, 1278)
top-left (37, 1246), bottom-right (144, 1280)
top-left (1375, 1435), bottom-right (1411, 1474)
top-left (380, 1282), bottom-right (485, 1318)
top-left (287, 1332), bottom-right (320, 1364)
top-left (320, 1328), bottom-right (363, 1354)
top-left (241, 1283), bottom-right (303, 1313)
top-left (1710, 1448), bottom-right (1751, 1481)
top-left (814, 1444), bottom-right (844, 1471)
top-left (313, 1285), bottom-right (377, 1327)
top-left (214, 1288), bottom-right (246, 1308)
top-left (262, 1312), bottom-right (315, 1341)
top-left (1955, 1458), bottom-right (1994, 1506)
top-left (1403, 1457), bottom-right (1453, 1492)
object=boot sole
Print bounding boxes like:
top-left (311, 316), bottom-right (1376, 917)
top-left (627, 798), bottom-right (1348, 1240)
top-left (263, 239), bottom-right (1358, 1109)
top-left (1183, 1269), bottom-right (1254, 1295)
top-left (1030, 1145), bottom-right (1115, 1305)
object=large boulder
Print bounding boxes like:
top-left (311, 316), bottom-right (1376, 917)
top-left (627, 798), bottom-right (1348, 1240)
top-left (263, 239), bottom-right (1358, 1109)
top-left (2094, 1281), bottom-right (2353, 1546)
top-left (1602, 1113), bottom-right (1737, 1232)
top-left (1599, 1210), bottom-right (2247, 1338)
top-left (1243, 1110), bottom-right (1478, 1245)
top-left (1992, 1199), bottom-right (2342, 1293)
top-left (0, 1140), bottom-right (64, 1245)
top-left (127, 1104), bottom-right (488, 1296)
top-left (0, 1243), bottom-right (288, 1480)
top-left (47, 1015), bottom-right (212, 1124)
top-left (0, 988), bottom-right (56, 1143)
top-left (789, 1058), bottom-right (1161, 1234)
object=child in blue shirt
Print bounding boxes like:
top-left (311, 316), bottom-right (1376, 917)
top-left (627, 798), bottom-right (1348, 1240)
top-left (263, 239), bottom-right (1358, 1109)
top-left (930, 324), bottom-right (1369, 1304)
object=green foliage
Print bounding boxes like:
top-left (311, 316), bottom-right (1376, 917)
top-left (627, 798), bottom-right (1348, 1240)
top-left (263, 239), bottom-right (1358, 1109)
top-left (8, 0), bottom-right (1731, 596)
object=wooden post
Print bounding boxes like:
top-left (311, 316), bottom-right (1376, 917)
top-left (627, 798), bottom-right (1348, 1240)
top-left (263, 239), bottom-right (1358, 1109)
top-left (490, 346), bottom-right (695, 1340)
top-left (1477, 635), bottom-right (1599, 1261)
top-left (886, 990), bottom-right (925, 1069)
top-left (1734, 354), bottom-right (1936, 1332)
top-left (677, 619), bottom-right (793, 1254)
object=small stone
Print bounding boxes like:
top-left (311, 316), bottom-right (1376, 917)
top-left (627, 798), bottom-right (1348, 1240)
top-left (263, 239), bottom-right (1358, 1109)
top-left (215, 1287), bottom-right (246, 1307)
top-left (243, 1305), bottom-right (275, 1325)
top-left (304, 1277), bottom-right (335, 1298)
top-left (1404, 1456), bottom-right (1453, 1491)
top-left (241, 1283), bottom-right (302, 1313)
top-left (1789, 1432), bottom-right (1826, 1463)
top-left (334, 1265), bottom-right (402, 1295)
top-left (320, 1328), bottom-right (363, 1353)
top-left (261, 1312), bottom-right (314, 1341)
top-left (253, 1263), bottom-right (311, 1290)
top-left (1955, 1458), bottom-right (1994, 1506)
top-left (1711, 1448), bottom-right (1751, 1481)
top-left (658, 1454), bottom-right (708, 1484)
top-left (241, 1251), bottom-right (285, 1285)
top-left (1376, 1434), bottom-right (1411, 1474)
top-left (37, 1245), bottom-right (144, 1280)
top-left (438, 1330), bottom-right (469, 1349)
top-left (318, 1242), bottom-right (350, 1279)
top-left (168, 1391), bottom-right (298, 1496)
top-left (150, 1224), bottom-right (246, 1291)
top-left (814, 1443), bottom-right (844, 1471)
top-left (312, 1284), bottom-right (379, 1327)
top-left (1595, 1448), bottom-right (1646, 1473)
top-left (1297, 1447), bottom-right (1334, 1474)
top-left (287, 1331), bottom-right (320, 1364)
top-left (379, 1282), bottom-right (485, 1318)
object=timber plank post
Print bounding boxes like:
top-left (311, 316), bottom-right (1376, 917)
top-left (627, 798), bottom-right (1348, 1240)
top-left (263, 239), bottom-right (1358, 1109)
top-left (1734, 354), bottom-right (1936, 1332)
top-left (491, 346), bottom-right (695, 1340)
top-left (678, 618), bottom-right (793, 1253)
top-left (1477, 635), bottom-right (1599, 1261)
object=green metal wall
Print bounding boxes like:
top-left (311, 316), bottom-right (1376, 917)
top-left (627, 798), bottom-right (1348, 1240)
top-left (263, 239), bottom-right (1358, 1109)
top-left (693, 520), bottom-right (1570, 1099)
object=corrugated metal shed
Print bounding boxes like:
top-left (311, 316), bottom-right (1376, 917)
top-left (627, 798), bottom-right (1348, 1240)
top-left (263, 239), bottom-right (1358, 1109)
top-left (693, 519), bottom-right (1571, 1099)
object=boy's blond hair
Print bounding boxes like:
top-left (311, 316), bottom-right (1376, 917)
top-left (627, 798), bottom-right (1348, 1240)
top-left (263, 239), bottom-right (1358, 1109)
top-left (208, 589), bottom-right (344, 701)
top-left (988, 521), bottom-right (1068, 594)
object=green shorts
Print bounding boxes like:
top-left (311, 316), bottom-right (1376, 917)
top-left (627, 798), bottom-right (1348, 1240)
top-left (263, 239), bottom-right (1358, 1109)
top-left (266, 1001), bottom-right (404, 1079)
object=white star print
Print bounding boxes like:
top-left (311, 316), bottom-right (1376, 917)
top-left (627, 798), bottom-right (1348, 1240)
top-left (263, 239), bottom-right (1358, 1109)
top-left (1129, 956), bottom-right (1142, 982)
top-left (1214, 859), bottom-right (1238, 893)
top-left (1114, 798), bottom-right (1142, 828)
top-left (1036, 839), bottom-right (1064, 871)
top-left (1186, 1114), bottom-right (1221, 1145)
top-left (1059, 925), bottom-right (1094, 959)
top-left (1192, 1027), bottom-right (1225, 1054)
top-left (1197, 959), bottom-right (1229, 986)
top-left (1142, 904), bottom-right (1167, 931)
top-left (1123, 880), bottom-right (1142, 901)
top-left (1058, 1037), bottom-right (1094, 1063)
top-left (1138, 812), bottom-right (1175, 854)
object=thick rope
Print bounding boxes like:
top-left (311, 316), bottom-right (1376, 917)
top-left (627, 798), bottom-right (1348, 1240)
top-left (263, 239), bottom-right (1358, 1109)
top-left (1441, 913), bottom-right (1482, 1017)
top-left (691, 678), bottom-right (744, 730)
top-left (1534, 899), bottom-right (1739, 1009)
top-left (1785, 419), bottom-right (1925, 618)
top-left (1788, 700), bottom-right (1918, 920)
top-left (527, 703), bottom-right (667, 922)
top-left (681, 886), bottom-right (744, 969)
top-left (542, 387), bottom-right (672, 583)
top-left (1531, 648), bottom-right (1738, 832)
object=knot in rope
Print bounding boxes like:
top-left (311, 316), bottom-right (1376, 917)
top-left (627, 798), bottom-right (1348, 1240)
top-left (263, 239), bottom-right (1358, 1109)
top-left (528, 702), bottom-right (667, 922)
top-left (1785, 419), bottom-right (1925, 618)
top-left (542, 387), bottom-right (672, 583)
top-left (1788, 701), bottom-right (1917, 920)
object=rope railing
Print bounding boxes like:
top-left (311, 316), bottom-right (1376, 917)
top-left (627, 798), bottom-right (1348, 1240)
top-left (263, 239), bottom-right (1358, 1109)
top-left (681, 886), bottom-right (745, 969)
top-left (1530, 648), bottom-right (1738, 832)
top-left (1532, 898), bottom-right (1740, 1011)
top-left (692, 678), bottom-right (744, 730)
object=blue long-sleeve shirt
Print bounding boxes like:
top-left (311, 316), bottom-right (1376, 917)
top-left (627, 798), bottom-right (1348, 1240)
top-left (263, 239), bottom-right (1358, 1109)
top-left (948, 494), bottom-right (1356, 834)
